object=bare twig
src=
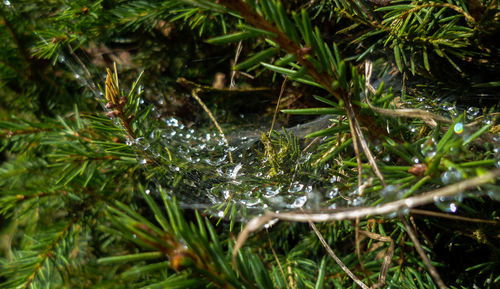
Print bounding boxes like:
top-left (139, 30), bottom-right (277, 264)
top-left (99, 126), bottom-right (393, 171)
top-left (230, 41), bottom-right (243, 89)
top-left (233, 168), bottom-right (500, 259)
top-left (308, 218), bottom-right (369, 289)
top-left (410, 209), bottom-right (497, 224)
top-left (348, 110), bottom-right (364, 188)
top-left (191, 89), bottom-right (233, 163)
top-left (364, 60), bottom-right (483, 129)
top-left (270, 76), bottom-right (288, 134)
top-left (266, 229), bottom-right (291, 289)
top-left (359, 230), bottom-right (394, 288)
top-left (400, 215), bottom-right (447, 289)
top-left (345, 100), bottom-right (386, 186)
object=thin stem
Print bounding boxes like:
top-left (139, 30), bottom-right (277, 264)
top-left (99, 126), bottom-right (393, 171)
top-left (234, 168), bottom-right (500, 257)
top-left (270, 76), bottom-right (288, 134)
top-left (308, 216), bottom-right (369, 289)
top-left (191, 89), bottom-right (233, 163)
top-left (399, 215), bottom-right (447, 289)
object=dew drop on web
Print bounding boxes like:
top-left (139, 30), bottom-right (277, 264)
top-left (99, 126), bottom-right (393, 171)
top-left (454, 122), bottom-right (464, 134)
top-left (441, 169), bottom-right (462, 185)
top-left (434, 195), bottom-right (460, 213)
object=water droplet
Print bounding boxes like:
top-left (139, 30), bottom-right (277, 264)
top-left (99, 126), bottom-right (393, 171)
top-left (307, 190), bottom-right (322, 210)
top-left (145, 189), bottom-right (151, 195)
top-left (133, 234), bottom-right (137, 239)
top-left (441, 169), bottom-right (462, 185)
top-left (398, 207), bottom-right (409, 215)
top-left (466, 107), bottom-right (480, 120)
top-left (125, 139), bottom-right (133, 146)
top-left (222, 190), bottom-right (231, 200)
top-left (434, 195), bottom-right (460, 213)
top-left (5, 0), bottom-right (11, 6)
top-left (411, 157), bottom-right (420, 164)
top-left (288, 183), bottom-right (304, 193)
top-left (383, 154), bottom-right (391, 162)
top-left (381, 185), bottom-right (402, 202)
top-left (229, 163), bottom-right (243, 180)
top-left (454, 122), bottom-right (463, 134)
top-left (264, 218), bottom-right (279, 229)
top-left (264, 186), bottom-right (280, 197)
top-left (241, 196), bottom-right (261, 207)
top-left (291, 195), bottom-right (307, 208)
top-left (135, 137), bottom-right (150, 150)
top-left (421, 138), bottom-right (436, 159)
top-left (350, 197), bottom-right (363, 206)
top-left (74, 73), bottom-right (81, 80)
top-left (486, 187), bottom-right (500, 201)
top-left (299, 152), bottom-right (312, 164)
top-left (327, 187), bottom-right (339, 199)
top-left (138, 158), bottom-right (147, 165)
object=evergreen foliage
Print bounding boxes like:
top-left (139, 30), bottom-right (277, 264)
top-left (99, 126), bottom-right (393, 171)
top-left (1, 1), bottom-right (499, 288)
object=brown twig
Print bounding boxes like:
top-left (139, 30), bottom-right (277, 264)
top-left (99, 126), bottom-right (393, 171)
top-left (230, 41), bottom-right (243, 89)
top-left (399, 215), bottom-right (447, 289)
top-left (359, 230), bottom-right (394, 288)
top-left (410, 209), bottom-right (497, 224)
top-left (191, 89), bottom-right (233, 163)
top-left (308, 217), bottom-right (369, 289)
top-left (270, 76), bottom-right (289, 134)
top-left (266, 229), bottom-right (290, 289)
top-left (233, 168), bottom-right (500, 259)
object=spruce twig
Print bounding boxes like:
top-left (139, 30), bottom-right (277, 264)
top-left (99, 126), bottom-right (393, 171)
top-left (217, 0), bottom-right (388, 185)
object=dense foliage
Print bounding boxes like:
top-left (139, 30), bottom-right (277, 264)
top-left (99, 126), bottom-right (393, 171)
top-left (1, 1), bottom-right (499, 288)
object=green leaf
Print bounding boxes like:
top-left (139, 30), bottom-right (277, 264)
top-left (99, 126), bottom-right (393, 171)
top-left (277, 1), bottom-right (299, 42)
top-left (301, 9), bottom-right (314, 46)
top-left (141, 186), bottom-right (170, 231)
top-left (314, 257), bottom-right (327, 289)
top-left (237, 23), bottom-right (277, 37)
top-left (234, 48), bottom-right (279, 70)
top-left (463, 122), bottom-right (493, 146)
top-left (274, 53), bottom-right (297, 66)
top-left (394, 44), bottom-right (403, 72)
top-left (472, 81), bottom-right (500, 88)
top-left (423, 46), bottom-right (430, 71)
top-left (281, 108), bottom-right (345, 115)
top-left (313, 95), bottom-right (339, 107)
top-left (206, 31), bottom-right (260, 44)
top-left (305, 124), bottom-right (350, 138)
top-left (98, 251), bottom-right (163, 264)
top-left (261, 62), bottom-right (324, 88)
